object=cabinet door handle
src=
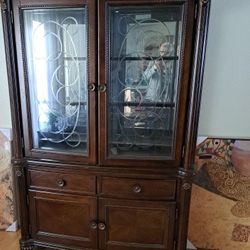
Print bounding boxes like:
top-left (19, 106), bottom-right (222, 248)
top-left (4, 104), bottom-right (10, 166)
top-left (56, 179), bottom-right (65, 187)
top-left (88, 83), bottom-right (96, 92)
top-left (132, 184), bottom-right (142, 193)
top-left (98, 222), bottom-right (106, 230)
top-left (90, 221), bottom-right (98, 230)
top-left (99, 84), bottom-right (107, 93)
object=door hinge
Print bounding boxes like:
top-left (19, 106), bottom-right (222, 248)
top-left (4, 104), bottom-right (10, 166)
top-left (26, 194), bottom-right (29, 206)
top-left (195, 2), bottom-right (198, 20)
top-left (175, 208), bottom-right (179, 220)
top-left (10, 10), bottom-right (14, 24)
top-left (182, 146), bottom-right (185, 159)
top-left (173, 240), bottom-right (177, 250)
top-left (21, 137), bottom-right (25, 150)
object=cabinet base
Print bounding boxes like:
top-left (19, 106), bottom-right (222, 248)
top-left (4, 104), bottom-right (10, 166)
top-left (20, 240), bottom-right (34, 250)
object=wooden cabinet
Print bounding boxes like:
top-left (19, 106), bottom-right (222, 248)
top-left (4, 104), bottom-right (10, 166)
top-left (29, 191), bottom-right (98, 249)
top-left (1, 0), bottom-right (211, 249)
top-left (98, 198), bottom-right (176, 250)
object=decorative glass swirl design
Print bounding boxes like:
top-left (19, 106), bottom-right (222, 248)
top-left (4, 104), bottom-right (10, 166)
top-left (107, 6), bottom-right (183, 159)
top-left (23, 8), bottom-right (88, 154)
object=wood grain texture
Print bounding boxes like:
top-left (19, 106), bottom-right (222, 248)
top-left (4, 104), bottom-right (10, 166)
top-left (99, 176), bottom-right (176, 200)
top-left (99, 198), bottom-right (176, 250)
top-left (28, 169), bottom-right (96, 195)
top-left (29, 191), bottom-right (98, 249)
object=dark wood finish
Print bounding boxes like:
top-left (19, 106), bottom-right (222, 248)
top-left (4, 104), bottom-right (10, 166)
top-left (28, 169), bottom-right (96, 195)
top-left (29, 191), bottom-right (98, 249)
top-left (2, 0), bottom-right (211, 249)
top-left (99, 176), bottom-right (176, 200)
top-left (176, 1), bottom-right (211, 250)
top-left (98, 0), bottom-right (195, 168)
top-left (99, 198), bottom-right (176, 250)
top-left (19, 0), bottom-right (86, 7)
top-left (183, 0), bottom-right (211, 170)
top-left (1, 0), bottom-right (30, 243)
top-left (12, 0), bottom-right (97, 164)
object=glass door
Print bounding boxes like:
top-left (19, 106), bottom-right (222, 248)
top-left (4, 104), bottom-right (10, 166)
top-left (14, 0), bottom-right (96, 163)
top-left (99, 0), bottom-right (195, 167)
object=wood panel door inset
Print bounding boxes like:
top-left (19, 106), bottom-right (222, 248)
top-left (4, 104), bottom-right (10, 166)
top-left (29, 191), bottom-right (98, 249)
top-left (99, 198), bottom-right (176, 250)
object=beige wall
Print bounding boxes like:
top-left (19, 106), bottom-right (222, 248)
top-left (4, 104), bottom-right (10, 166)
top-left (0, 12), bottom-right (11, 129)
top-left (198, 0), bottom-right (250, 138)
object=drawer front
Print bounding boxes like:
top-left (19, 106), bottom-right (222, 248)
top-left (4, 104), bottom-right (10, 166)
top-left (99, 177), bottom-right (176, 200)
top-left (28, 170), bottom-right (96, 195)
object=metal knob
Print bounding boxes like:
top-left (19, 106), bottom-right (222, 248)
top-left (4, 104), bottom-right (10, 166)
top-left (132, 184), bottom-right (142, 193)
top-left (56, 179), bottom-right (65, 187)
top-left (99, 84), bottom-right (107, 93)
top-left (88, 83), bottom-right (96, 92)
top-left (98, 222), bottom-right (106, 230)
top-left (90, 221), bottom-right (98, 230)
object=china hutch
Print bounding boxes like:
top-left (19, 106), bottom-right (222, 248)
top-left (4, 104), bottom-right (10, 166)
top-left (1, 0), bottom-right (210, 249)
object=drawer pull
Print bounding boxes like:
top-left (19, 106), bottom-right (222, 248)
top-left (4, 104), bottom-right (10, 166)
top-left (56, 179), bottom-right (65, 187)
top-left (90, 221), bottom-right (98, 230)
top-left (98, 222), bottom-right (106, 230)
top-left (132, 184), bottom-right (142, 193)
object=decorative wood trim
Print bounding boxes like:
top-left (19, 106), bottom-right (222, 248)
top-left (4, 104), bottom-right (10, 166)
top-left (1, 0), bottom-right (30, 244)
top-left (20, 239), bottom-right (34, 250)
top-left (19, 0), bottom-right (86, 7)
top-left (183, 0), bottom-right (211, 170)
top-left (182, 182), bottom-right (191, 190)
top-left (176, 1), bottom-right (211, 250)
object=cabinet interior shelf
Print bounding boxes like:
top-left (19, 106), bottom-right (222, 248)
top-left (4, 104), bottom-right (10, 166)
top-left (110, 102), bottom-right (175, 108)
top-left (110, 56), bottom-right (179, 61)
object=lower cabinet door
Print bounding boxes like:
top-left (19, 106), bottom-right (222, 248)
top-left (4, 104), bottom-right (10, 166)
top-left (98, 198), bottom-right (176, 250)
top-left (29, 191), bottom-right (98, 249)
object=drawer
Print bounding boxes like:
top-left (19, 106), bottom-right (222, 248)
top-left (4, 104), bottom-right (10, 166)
top-left (99, 177), bottom-right (176, 200)
top-left (28, 170), bottom-right (96, 195)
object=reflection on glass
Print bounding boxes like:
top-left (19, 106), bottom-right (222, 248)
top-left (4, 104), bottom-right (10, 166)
top-left (23, 8), bottom-right (88, 154)
top-left (108, 6), bottom-right (183, 159)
